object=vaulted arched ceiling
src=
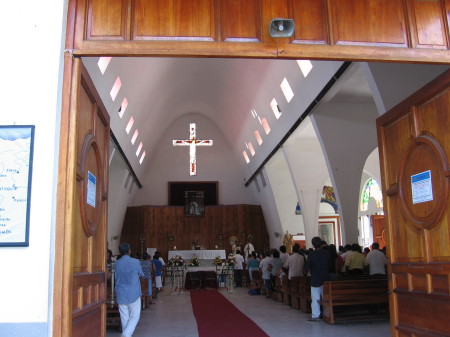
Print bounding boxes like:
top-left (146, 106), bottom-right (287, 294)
top-left (82, 57), bottom-right (373, 183)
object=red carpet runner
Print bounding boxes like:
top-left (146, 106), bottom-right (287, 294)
top-left (190, 290), bottom-right (269, 337)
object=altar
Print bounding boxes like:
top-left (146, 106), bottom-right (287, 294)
top-left (168, 250), bottom-right (226, 260)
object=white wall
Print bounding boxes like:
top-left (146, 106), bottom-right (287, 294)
top-left (0, 1), bottom-right (67, 336)
top-left (249, 169), bottom-right (284, 249)
top-left (132, 113), bottom-right (255, 206)
top-left (311, 101), bottom-right (380, 244)
top-left (283, 117), bottom-right (331, 248)
top-left (264, 151), bottom-right (305, 238)
top-left (108, 152), bottom-right (140, 254)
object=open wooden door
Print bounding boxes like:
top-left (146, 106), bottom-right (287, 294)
top-left (370, 215), bottom-right (386, 249)
top-left (377, 70), bottom-right (450, 336)
top-left (55, 58), bottom-right (110, 337)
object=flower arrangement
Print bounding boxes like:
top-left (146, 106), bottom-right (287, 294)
top-left (188, 256), bottom-right (200, 266)
top-left (168, 255), bottom-right (186, 267)
top-left (225, 254), bottom-right (236, 267)
top-left (213, 256), bottom-right (223, 266)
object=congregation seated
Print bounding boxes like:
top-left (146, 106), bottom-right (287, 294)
top-left (365, 242), bottom-right (387, 275)
top-left (344, 243), bottom-right (368, 275)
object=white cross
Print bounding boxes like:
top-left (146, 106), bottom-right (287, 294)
top-left (173, 123), bottom-right (213, 176)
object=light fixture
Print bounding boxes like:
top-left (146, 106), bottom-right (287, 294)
top-left (269, 18), bottom-right (295, 38)
top-left (295, 202), bottom-right (302, 215)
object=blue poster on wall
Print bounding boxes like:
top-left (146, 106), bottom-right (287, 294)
top-left (87, 171), bottom-right (96, 208)
top-left (411, 170), bottom-right (433, 204)
top-left (0, 125), bottom-right (35, 247)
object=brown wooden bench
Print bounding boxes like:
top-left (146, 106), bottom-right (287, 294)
top-left (297, 276), bottom-right (311, 313)
top-left (289, 277), bottom-right (300, 309)
top-left (106, 286), bottom-right (121, 332)
top-left (321, 276), bottom-right (389, 324)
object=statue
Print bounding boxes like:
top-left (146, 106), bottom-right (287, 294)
top-left (283, 231), bottom-right (294, 254)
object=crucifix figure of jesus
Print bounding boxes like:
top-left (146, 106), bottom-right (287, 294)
top-left (173, 123), bottom-right (213, 176)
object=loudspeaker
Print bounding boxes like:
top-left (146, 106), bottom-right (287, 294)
top-left (269, 18), bottom-right (295, 38)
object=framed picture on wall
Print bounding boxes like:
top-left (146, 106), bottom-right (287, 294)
top-left (318, 223), bottom-right (335, 246)
top-left (185, 191), bottom-right (205, 216)
top-left (0, 125), bottom-right (35, 247)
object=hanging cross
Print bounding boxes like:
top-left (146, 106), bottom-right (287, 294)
top-left (173, 123), bottom-right (213, 176)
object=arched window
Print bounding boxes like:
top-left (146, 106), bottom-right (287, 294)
top-left (361, 178), bottom-right (383, 211)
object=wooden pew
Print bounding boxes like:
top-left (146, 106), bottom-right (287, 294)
top-left (297, 276), bottom-right (311, 313)
top-left (281, 275), bottom-right (290, 306)
top-left (106, 286), bottom-right (121, 332)
top-left (321, 276), bottom-right (389, 324)
top-left (272, 274), bottom-right (283, 302)
top-left (289, 277), bottom-right (300, 309)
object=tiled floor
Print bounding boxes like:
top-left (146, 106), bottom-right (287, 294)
top-left (107, 287), bottom-right (391, 337)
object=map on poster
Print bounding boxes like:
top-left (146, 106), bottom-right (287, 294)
top-left (0, 126), bottom-right (34, 246)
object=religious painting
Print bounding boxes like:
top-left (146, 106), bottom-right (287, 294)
top-left (318, 222), bottom-right (335, 246)
top-left (168, 181), bottom-right (218, 206)
top-left (185, 191), bottom-right (205, 216)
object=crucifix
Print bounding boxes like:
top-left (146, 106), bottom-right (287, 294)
top-left (173, 123), bottom-right (213, 176)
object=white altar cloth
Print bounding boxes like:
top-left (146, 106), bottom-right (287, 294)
top-left (168, 249), bottom-right (226, 260)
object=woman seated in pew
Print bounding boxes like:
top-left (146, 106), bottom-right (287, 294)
top-left (344, 243), bottom-right (368, 275)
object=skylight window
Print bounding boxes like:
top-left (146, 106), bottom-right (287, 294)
top-left (97, 57), bottom-right (112, 75)
top-left (270, 98), bottom-right (282, 119)
top-left (118, 97), bottom-right (128, 118)
top-left (243, 151), bottom-right (250, 164)
top-left (139, 151), bottom-right (146, 165)
top-left (110, 76), bottom-right (122, 102)
top-left (248, 142), bottom-right (255, 156)
top-left (254, 130), bottom-right (263, 145)
top-left (125, 116), bottom-right (134, 134)
top-left (261, 118), bottom-right (271, 135)
top-left (131, 129), bottom-right (139, 144)
top-left (136, 142), bottom-right (143, 156)
top-left (297, 60), bottom-right (313, 77)
top-left (280, 78), bottom-right (294, 103)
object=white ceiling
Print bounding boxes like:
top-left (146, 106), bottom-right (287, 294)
top-left (82, 57), bottom-right (374, 182)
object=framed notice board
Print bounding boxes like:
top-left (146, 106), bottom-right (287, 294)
top-left (0, 125), bottom-right (35, 247)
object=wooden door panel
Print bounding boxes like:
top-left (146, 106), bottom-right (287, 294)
top-left (133, 0), bottom-right (215, 41)
top-left (377, 69), bottom-right (450, 336)
top-left (407, 0), bottom-right (448, 49)
top-left (220, 0), bottom-right (262, 42)
top-left (291, 0), bottom-right (328, 44)
top-left (69, 62), bottom-right (110, 337)
top-left (86, 0), bottom-right (129, 40)
top-left (329, 0), bottom-right (408, 46)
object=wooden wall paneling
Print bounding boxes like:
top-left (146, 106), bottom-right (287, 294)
top-left (219, 0), bottom-right (263, 42)
top-left (406, 0), bottom-right (449, 49)
top-left (86, 0), bottom-right (130, 40)
top-left (132, 0), bottom-right (215, 41)
top-left (328, 0), bottom-right (408, 47)
top-left (289, 0), bottom-right (329, 44)
top-left (121, 205), bottom-right (269, 261)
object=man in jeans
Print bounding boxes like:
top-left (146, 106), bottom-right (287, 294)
top-left (307, 236), bottom-right (330, 321)
top-left (115, 242), bottom-right (144, 337)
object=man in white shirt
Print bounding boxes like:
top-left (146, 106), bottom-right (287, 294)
top-left (155, 251), bottom-right (166, 287)
top-left (259, 251), bottom-right (273, 297)
top-left (279, 245), bottom-right (288, 265)
top-left (243, 241), bottom-right (255, 259)
top-left (366, 242), bottom-right (386, 275)
top-left (233, 250), bottom-right (245, 287)
top-left (284, 244), bottom-right (305, 280)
